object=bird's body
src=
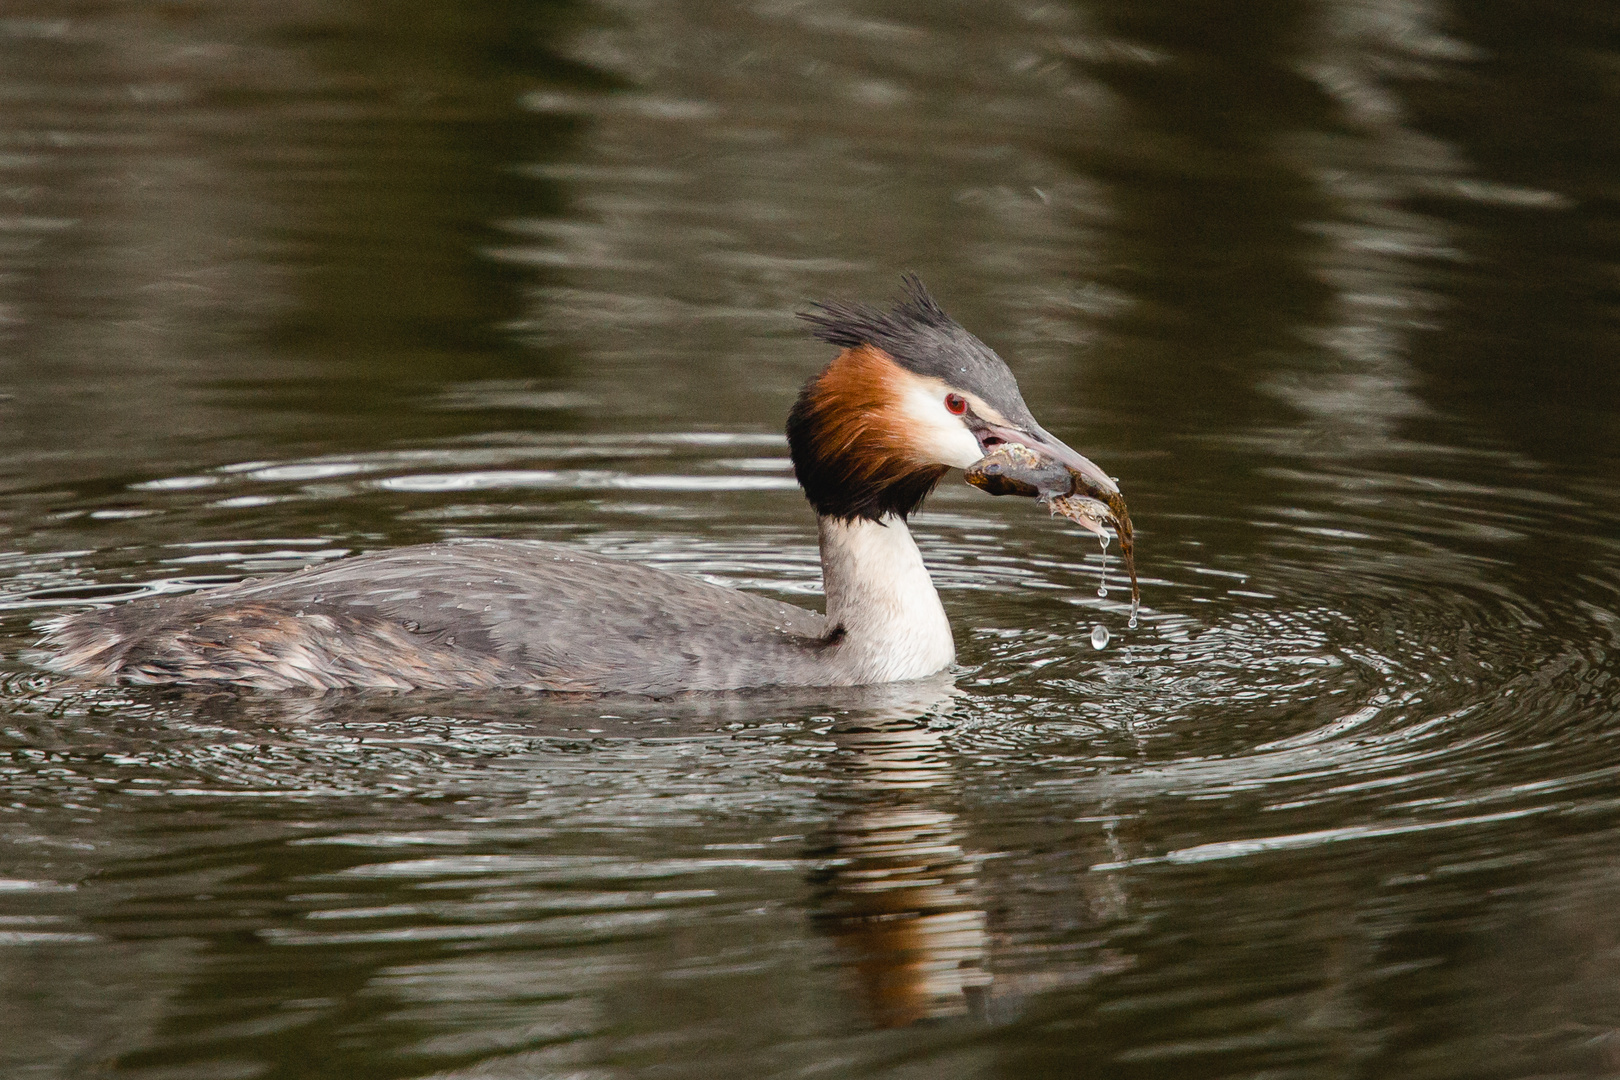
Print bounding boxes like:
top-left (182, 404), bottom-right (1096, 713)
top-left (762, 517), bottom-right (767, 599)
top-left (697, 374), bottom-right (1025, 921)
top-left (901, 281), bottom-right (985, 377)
top-left (36, 279), bottom-right (1124, 694)
top-left (41, 521), bottom-right (953, 693)
top-left (43, 540), bottom-right (828, 692)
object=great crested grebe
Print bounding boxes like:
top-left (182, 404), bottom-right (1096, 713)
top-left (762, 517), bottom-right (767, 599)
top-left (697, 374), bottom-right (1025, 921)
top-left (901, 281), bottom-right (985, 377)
top-left (37, 278), bottom-right (1123, 693)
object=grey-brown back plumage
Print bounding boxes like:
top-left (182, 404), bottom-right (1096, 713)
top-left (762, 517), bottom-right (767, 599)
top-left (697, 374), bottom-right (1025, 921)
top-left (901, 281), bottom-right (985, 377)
top-left (38, 540), bottom-right (838, 693)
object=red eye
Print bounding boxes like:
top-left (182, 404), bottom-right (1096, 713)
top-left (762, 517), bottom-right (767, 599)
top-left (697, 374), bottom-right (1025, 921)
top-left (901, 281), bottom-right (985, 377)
top-left (945, 393), bottom-right (967, 415)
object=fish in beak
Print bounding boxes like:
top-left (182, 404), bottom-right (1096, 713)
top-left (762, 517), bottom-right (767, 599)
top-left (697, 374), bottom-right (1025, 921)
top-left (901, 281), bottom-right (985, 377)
top-left (965, 441), bottom-right (1139, 611)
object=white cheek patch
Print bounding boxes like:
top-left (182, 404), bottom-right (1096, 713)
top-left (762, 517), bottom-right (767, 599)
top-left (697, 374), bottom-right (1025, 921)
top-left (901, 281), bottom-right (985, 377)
top-left (892, 377), bottom-right (989, 469)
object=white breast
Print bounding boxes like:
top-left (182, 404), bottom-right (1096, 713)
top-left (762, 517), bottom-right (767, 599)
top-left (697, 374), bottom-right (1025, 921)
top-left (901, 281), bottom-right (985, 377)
top-left (818, 514), bottom-right (956, 683)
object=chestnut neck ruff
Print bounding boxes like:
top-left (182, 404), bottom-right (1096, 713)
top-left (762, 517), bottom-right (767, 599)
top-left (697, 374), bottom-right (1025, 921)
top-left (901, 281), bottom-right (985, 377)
top-left (787, 344), bottom-right (950, 522)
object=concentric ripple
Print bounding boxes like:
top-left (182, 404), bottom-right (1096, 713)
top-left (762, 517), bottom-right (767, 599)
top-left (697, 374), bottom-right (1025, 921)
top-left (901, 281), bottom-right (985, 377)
top-left (1, 430), bottom-right (1617, 1074)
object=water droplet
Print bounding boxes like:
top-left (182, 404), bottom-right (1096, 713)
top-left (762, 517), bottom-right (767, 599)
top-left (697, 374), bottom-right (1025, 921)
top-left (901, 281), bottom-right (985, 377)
top-left (1090, 625), bottom-right (1110, 650)
top-left (1128, 596), bottom-right (1140, 630)
top-left (1096, 536), bottom-right (1109, 598)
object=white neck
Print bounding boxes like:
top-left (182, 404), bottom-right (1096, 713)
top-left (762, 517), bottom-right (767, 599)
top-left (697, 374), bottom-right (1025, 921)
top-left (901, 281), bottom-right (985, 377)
top-left (818, 514), bottom-right (955, 684)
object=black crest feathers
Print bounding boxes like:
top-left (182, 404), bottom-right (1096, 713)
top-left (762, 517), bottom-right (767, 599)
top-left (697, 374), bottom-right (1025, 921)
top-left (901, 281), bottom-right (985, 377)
top-left (796, 276), bottom-right (1028, 411)
top-left (798, 274), bottom-right (954, 354)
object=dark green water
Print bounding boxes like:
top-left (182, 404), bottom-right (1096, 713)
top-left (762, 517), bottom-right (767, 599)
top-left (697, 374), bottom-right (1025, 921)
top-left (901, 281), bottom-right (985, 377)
top-left (2, 1), bottom-right (1618, 1076)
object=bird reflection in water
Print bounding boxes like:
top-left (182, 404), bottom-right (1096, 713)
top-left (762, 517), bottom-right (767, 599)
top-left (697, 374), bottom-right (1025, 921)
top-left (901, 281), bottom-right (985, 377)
top-left (808, 683), bottom-right (991, 1028)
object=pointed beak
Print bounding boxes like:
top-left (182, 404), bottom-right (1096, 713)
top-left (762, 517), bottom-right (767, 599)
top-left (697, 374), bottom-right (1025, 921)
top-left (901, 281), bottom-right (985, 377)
top-left (981, 423), bottom-right (1119, 498)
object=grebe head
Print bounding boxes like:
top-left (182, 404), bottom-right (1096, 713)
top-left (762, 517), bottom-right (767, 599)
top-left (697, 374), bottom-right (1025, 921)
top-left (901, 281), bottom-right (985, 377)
top-left (789, 275), bottom-right (1117, 522)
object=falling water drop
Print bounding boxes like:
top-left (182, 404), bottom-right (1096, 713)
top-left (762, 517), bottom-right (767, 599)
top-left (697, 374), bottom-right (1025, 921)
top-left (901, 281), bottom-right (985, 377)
top-left (1096, 534), bottom-right (1109, 597)
top-left (1090, 624), bottom-right (1110, 650)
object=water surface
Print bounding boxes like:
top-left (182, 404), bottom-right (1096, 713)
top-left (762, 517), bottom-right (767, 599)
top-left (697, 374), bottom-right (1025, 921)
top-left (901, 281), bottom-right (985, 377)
top-left (2, 1), bottom-right (1619, 1076)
